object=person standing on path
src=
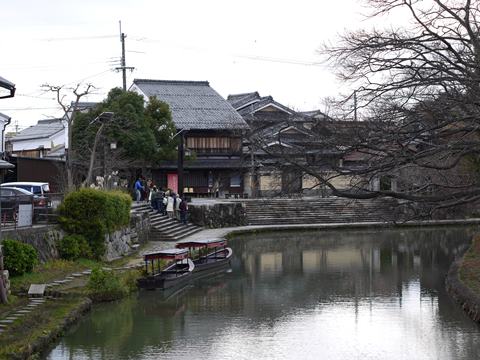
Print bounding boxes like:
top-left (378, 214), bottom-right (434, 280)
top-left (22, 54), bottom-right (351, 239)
top-left (134, 177), bottom-right (144, 202)
top-left (175, 195), bottom-right (182, 221)
top-left (166, 193), bottom-right (174, 218)
top-left (149, 185), bottom-right (159, 210)
top-left (179, 197), bottom-right (188, 225)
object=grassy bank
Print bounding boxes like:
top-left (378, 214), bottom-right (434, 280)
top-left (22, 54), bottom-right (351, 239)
top-left (9, 259), bottom-right (101, 293)
top-left (458, 235), bottom-right (480, 296)
top-left (0, 256), bottom-right (142, 359)
top-left (0, 296), bottom-right (91, 359)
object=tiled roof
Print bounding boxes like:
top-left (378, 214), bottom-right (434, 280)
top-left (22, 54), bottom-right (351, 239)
top-left (46, 143), bottom-right (65, 158)
top-left (300, 110), bottom-right (330, 121)
top-left (10, 118), bottom-right (64, 142)
top-left (227, 92), bottom-right (260, 110)
top-left (71, 102), bottom-right (98, 111)
top-left (0, 112), bottom-right (10, 121)
top-left (132, 79), bottom-right (248, 131)
top-left (0, 159), bottom-right (14, 169)
top-left (0, 76), bottom-right (14, 88)
top-left (227, 91), bottom-right (294, 116)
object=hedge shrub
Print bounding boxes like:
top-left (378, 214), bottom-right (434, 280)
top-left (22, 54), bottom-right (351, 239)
top-left (2, 239), bottom-right (38, 276)
top-left (57, 234), bottom-right (92, 260)
top-left (86, 267), bottom-right (127, 302)
top-left (58, 188), bottom-right (132, 259)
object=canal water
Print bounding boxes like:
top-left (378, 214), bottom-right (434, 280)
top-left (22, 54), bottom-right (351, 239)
top-left (47, 227), bottom-right (480, 360)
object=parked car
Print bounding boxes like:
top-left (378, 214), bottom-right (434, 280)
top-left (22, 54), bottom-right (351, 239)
top-left (1, 182), bottom-right (50, 197)
top-left (0, 182), bottom-right (51, 208)
top-left (0, 187), bottom-right (34, 221)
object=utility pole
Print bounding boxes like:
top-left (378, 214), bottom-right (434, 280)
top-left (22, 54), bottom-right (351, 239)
top-left (116, 21), bottom-right (134, 91)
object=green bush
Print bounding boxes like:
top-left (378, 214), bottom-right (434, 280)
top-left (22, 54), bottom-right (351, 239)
top-left (2, 239), bottom-right (38, 276)
top-left (57, 234), bottom-right (92, 260)
top-left (58, 188), bottom-right (132, 259)
top-left (121, 269), bottom-right (142, 293)
top-left (86, 267), bottom-right (127, 302)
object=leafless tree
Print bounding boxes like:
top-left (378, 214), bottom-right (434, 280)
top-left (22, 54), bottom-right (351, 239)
top-left (256, 0), bottom-right (480, 216)
top-left (42, 83), bottom-right (95, 191)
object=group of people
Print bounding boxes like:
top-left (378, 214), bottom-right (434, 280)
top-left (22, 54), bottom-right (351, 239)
top-left (134, 176), bottom-right (188, 225)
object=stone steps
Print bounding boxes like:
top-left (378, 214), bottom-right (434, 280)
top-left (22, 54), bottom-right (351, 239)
top-left (244, 198), bottom-right (397, 225)
top-left (131, 203), bottom-right (203, 242)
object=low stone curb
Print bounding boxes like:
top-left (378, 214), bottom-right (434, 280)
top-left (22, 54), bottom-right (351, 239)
top-left (445, 259), bottom-right (480, 323)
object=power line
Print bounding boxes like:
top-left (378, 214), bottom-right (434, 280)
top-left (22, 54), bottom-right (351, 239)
top-left (134, 37), bottom-right (324, 67)
top-left (2, 59), bottom-right (112, 71)
top-left (40, 34), bottom-right (117, 42)
top-left (0, 107), bottom-right (61, 111)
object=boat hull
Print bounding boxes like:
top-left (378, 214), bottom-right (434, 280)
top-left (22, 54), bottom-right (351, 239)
top-left (138, 259), bottom-right (194, 290)
top-left (193, 247), bottom-right (233, 273)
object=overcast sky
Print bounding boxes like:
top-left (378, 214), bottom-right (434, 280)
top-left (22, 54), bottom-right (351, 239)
top-left (0, 0), bottom-right (370, 130)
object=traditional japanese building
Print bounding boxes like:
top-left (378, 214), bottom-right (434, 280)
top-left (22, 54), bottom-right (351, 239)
top-left (131, 79), bottom-right (249, 196)
top-left (228, 92), bottom-right (357, 197)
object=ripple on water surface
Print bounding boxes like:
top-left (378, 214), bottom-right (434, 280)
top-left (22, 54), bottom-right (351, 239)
top-left (46, 227), bottom-right (480, 360)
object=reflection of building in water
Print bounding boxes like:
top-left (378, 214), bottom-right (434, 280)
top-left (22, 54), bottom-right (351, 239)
top-left (302, 250), bottom-right (324, 273)
top-left (302, 247), bottom-right (381, 274)
top-left (260, 252), bottom-right (283, 275)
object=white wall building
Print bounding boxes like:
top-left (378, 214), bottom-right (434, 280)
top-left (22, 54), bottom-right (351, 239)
top-left (7, 118), bottom-right (66, 159)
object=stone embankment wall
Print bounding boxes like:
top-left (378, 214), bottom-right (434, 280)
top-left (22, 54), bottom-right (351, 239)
top-left (446, 260), bottom-right (480, 323)
top-left (0, 211), bottom-right (151, 262)
top-left (2, 226), bottom-right (62, 262)
top-left (189, 202), bottom-right (247, 228)
top-left (103, 211), bottom-right (151, 261)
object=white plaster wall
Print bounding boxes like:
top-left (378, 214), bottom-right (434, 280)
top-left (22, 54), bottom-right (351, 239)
top-left (12, 138), bottom-right (52, 152)
top-left (11, 129), bottom-right (65, 152)
top-left (51, 130), bottom-right (65, 148)
top-left (129, 84), bottom-right (147, 102)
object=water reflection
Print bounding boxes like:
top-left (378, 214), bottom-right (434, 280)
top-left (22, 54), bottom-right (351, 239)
top-left (47, 227), bottom-right (480, 360)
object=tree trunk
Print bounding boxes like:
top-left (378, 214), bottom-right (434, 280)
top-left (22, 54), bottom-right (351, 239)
top-left (83, 123), bottom-right (105, 187)
top-left (0, 246), bottom-right (8, 304)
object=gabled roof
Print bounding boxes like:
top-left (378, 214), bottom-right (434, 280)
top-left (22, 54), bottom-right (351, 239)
top-left (273, 125), bottom-right (312, 137)
top-left (131, 79), bottom-right (248, 131)
top-left (300, 110), bottom-right (330, 121)
top-left (10, 118), bottom-right (64, 142)
top-left (0, 76), bottom-right (15, 99)
top-left (227, 92), bottom-right (260, 109)
top-left (71, 101), bottom-right (98, 112)
top-left (0, 112), bottom-right (11, 122)
top-left (45, 143), bottom-right (65, 158)
top-left (227, 91), bottom-right (294, 116)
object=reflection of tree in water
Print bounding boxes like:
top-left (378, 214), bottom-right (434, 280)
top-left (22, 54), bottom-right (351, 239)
top-left (61, 295), bottom-right (179, 358)
top-left (226, 227), bottom-right (478, 319)
top-left (62, 297), bottom-right (137, 358)
top-left (52, 227), bottom-right (480, 359)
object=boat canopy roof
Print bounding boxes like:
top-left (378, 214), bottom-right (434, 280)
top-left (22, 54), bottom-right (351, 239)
top-left (176, 238), bottom-right (227, 249)
top-left (144, 248), bottom-right (189, 261)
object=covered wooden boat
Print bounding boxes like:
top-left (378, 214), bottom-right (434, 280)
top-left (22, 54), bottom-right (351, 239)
top-left (176, 238), bottom-right (233, 273)
top-left (137, 248), bottom-right (195, 290)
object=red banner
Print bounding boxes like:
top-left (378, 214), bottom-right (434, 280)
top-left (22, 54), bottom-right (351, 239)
top-left (167, 173), bottom-right (178, 193)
